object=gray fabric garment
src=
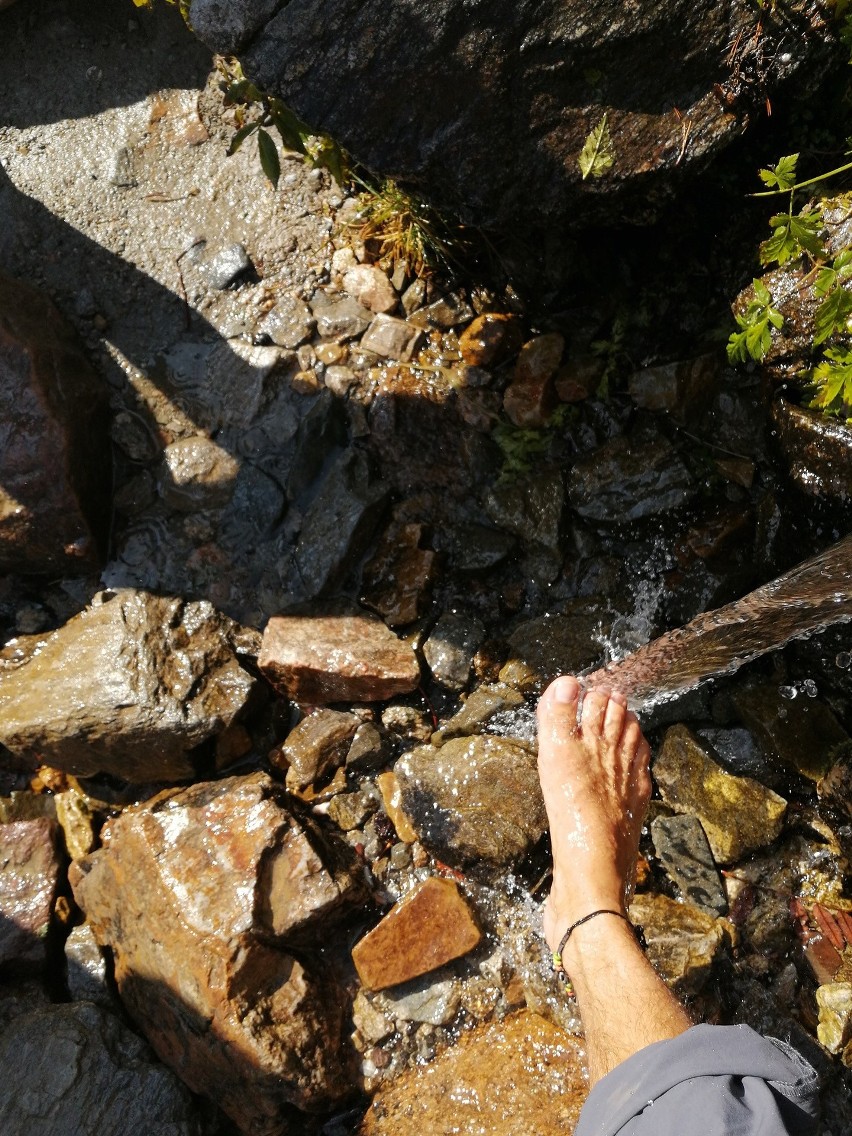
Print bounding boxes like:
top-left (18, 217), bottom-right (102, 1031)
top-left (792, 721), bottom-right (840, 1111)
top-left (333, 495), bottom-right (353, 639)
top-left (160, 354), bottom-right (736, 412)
top-left (575, 1024), bottom-right (819, 1136)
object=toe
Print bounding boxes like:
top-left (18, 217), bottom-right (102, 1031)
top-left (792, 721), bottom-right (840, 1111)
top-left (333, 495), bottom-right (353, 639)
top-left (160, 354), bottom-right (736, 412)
top-left (580, 688), bottom-right (610, 736)
top-left (537, 676), bottom-right (581, 759)
top-left (602, 695), bottom-right (627, 747)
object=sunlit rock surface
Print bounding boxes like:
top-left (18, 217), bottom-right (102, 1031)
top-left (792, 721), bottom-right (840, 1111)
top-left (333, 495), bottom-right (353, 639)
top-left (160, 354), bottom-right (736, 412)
top-left (394, 735), bottom-right (546, 866)
top-left (0, 818), bottom-right (60, 971)
top-left (70, 773), bottom-right (359, 1131)
top-left (359, 1010), bottom-right (587, 1136)
top-left (259, 608), bottom-right (421, 703)
top-left (0, 271), bottom-right (110, 574)
top-left (653, 724), bottom-right (787, 863)
top-left (0, 590), bottom-right (258, 782)
top-left (629, 893), bottom-right (731, 996)
top-left (0, 1002), bottom-right (198, 1136)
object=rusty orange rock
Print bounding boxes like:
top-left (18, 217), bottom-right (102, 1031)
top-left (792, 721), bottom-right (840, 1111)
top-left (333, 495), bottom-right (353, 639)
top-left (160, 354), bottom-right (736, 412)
top-left (352, 876), bottom-right (481, 990)
top-left (458, 312), bottom-right (523, 368)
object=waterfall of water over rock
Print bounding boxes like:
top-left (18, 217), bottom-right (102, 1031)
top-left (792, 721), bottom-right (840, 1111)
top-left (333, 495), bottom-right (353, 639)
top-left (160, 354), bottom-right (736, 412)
top-left (584, 532), bottom-right (852, 709)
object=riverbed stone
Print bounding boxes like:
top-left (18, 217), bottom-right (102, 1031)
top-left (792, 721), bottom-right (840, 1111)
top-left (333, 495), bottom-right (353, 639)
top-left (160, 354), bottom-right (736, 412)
top-left (502, 333), bottom-right (564, 428)
top-left (568, 434), bottom-right (695, 523)
top-left (310, 294), bottom-right (373, 340)
top-left (422, 612), bottom-right (486, 691)
top-left (458, 313), bottom-right (523, 369)
top-left (816, 982), bottom-right (852, 1056)
top-left (346, 721), bottom-right (387, 773)
top-left (407, 293), bottom-right (475, 331)
top-left (65, 922), bottom-right (112, 1007)
top-left (651, 813), bottom-right (727, 916)
top-left (432, 682), bottom-right (524, 745)
top-left (259, 294), bottom-right (316, 347)
top-left (360, 1010), bottom-right (587, 1136)
top-left (343, 265), bottom-right (398, 314)
top-left (484, 469), bottom-right (564, 551)
top-left (506, 602), bottom-right (610, 684)
top-left (259, 608), bottom-right (420, 703)
top-left (733, 682), bottom-right (848, 781)
top-left (0, 818), bottom-right (60, 971)
top-left (653, 724), bottom-right (788, 863)
top-left (0, 1002), bottom-right (198, 1136)
top-left (276, 709), bottom-right (361, 793)
top-left (771, 396), bottom-right (852, 503)
top-left (70, 773), bottom-right (357, 1129)
top-left (629, 892), bottom-right (730, 996)
top-left (376, 771), bottom-right (418, 843)
top-left (0, 590), bottom-right (257, 782)
top-left (361, 521), bottom-right (437, 627)
top-left (380, 974), bottom-right (461, 1026)
top-left (352, 876), bottom-right (481, 990)
top-left (628, 353), bottom-right (721, 422)
top-left (394, 735), bottom-right (546, 866)
top-left (0, 271), bottom-right (111, 574)
top-left (360, 314), bottom-right (424, 362)
top-left (159, 435), bottom-right (240, 512)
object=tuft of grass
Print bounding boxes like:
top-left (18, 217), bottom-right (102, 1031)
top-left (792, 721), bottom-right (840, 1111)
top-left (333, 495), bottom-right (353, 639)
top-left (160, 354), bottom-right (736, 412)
top-left (347, 178), bottom-right (464, 278)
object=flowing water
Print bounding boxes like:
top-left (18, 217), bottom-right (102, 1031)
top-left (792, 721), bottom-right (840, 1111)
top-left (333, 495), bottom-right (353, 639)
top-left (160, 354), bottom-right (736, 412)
top-left (582, 532), bottom-right (852, 710)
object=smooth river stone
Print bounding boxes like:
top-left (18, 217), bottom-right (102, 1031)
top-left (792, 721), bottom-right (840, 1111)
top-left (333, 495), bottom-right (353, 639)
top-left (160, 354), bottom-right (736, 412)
top-left (394, 734), bottom-right (546, 866)
top-left (653, 724), bottom-right (787, 863)
top-left (352, 877), bottom-right (481, 991)
top-left (259, 610), bottom-right (420, 703)
top-left (360, 1010), bottom-right (587, 1136)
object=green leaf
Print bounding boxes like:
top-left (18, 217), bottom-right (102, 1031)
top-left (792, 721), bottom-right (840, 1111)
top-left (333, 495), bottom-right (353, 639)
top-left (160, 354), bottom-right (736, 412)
top-left (814, 287), bottom-right (852, 344)
top-left (810, 347), bottom-right (852, 413)
top-left (758, 153), bottom-right (799, 191)
top-left (753, 279), bottom-right (772, 306)
top-left (227, 121), bottom-right (259, 156)
top-left (815, 266), bottom-right (838, 297)
top-left (760, 211), bottom-right (824, 266)
top-left (257, 128), bottom-right (281, 188)
top-left (578, 113), bottom-right (615, 180)
top-left (726, 279), bottom-right (784, 363)
top-left (789, 212), bottom-right (825, 258)
top-left (271, 102), bottom-right (309, 155)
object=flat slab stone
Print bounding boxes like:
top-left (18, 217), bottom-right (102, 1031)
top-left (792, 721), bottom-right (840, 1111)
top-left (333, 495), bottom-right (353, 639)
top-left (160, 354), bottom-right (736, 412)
top-left (651, 813), bottom-right (727, 916)
top-left (653, 724), bottom-right (787, 863)
top-left (259, 610), bottom-right (421, 703)
top-left (394, 735), bottom-right (546, 866)
top-left (0, 818), bottom-right (60, 970)
top-left (360, 1010), bottom-right (587, 1136)
top-left (352, 876), bottom-right (481, 991)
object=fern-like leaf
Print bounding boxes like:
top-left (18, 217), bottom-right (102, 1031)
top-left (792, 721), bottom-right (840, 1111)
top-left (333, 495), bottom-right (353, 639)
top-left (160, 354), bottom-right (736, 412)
top-left (578, 114), bottom-right (615, 180)
top-left (758, 154), bottom-right (799, 192)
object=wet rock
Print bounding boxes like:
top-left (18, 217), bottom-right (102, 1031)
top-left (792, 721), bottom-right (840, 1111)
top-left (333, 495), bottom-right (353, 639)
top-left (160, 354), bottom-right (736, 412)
top-left (695, 726), bottom-right (774, 784)
top-left (816, 982), bottom-right (852, 1057)
top-left (324, 364), bottom-right (358, 396)
top-left (352, 876), bottom-right (481, 990)
top-left (187, 0), bottom-right (282, 53)
top-left (502, 333), bottom-right (564, 428)
top-left (394, 735), bottom-right (545, 866)
top-left (484, 469), bottom-right (564, 551)
top-left (343, 265), bottom-right (398, 314)
top-left (432, 682), bottom-right (524, 745)
top-left (381, 704), bottom-right (433, 745)
top-left (422, 612), bottom-right (486, 691)
top-left (54, 787), bottom-right (97, 860)
top-left (555, 356), bottom-right (602, 403)
top-left (0, 272), bottom-right (110, 574)
top-left (360, 1011), bottom-right (587, 1136)
top-left (70, 773), bottom-right (357, 1128)
top-left (446, 522), bottom-right (516, 572)
top-left (458, 313), bottom-right (523, 369)
top-left (259, 294), bottom-right (316, 347)
top-left (819, 750), bottom-right (852, 824)
top-left (629, 892), bottom-right (730, 996)
top-left (380, 974), bottom-right (460, 1026)
top-left (276, 709), bottom-right (360, 793)
top-left (65, 922), bottom-right (112, 1006)
top-left (651, 814), bottom-right (727, 916)
top-left (292, 449), bottom-right (390, 598)
top-left (733, 682), bottom-right (849, 782)
top-left (771, 396), bottom-right (852, 504)
top-left (159, 435), bottom-right (240, 512)
top-left (0, 818), bottom-right (60, 971)
top-left (206, 242), bottom-right (251, 289)
top-left (361, 522), bottom-right (437, 627)
top-left (346, 721), bottom-right (387, 773)
top-left (310, 294), bottom-right (373, 340)
top-left (407, 293), bottom-right (475, 331)
top-left (0, 1002), bottom-right (198, 1136)
top-left (653, 724), bottom-right (787, 863)
top-left (327, 786), bottom-right (379, 831)
top-left (0, 590), bottom-right (257, 782)
top-left (376, 771), bottom-right (418, 843)
top-left (628, 353), bottom-right (721, 422)
top-left (568, 435), bottom-right (694, 523)
top-left (259, 608), bottom-right (420, 703)
top-left (507, 602), bottom-right (610, 683)
top-left (360, 314), bottom-right (424, 361)
top-left (219, 1), bottom-right (836, 236)
top-left (352, 990), bottom-right (394, 1044)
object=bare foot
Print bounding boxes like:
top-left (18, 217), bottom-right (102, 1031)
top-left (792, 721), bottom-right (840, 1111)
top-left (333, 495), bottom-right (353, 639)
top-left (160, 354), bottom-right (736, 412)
top-left (536, 675), bottom-right (652, 954)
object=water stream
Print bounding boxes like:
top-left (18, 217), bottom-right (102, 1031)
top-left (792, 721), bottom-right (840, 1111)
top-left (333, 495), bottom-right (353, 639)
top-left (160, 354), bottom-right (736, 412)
top-left (583, 532), bottom-right (852, 709)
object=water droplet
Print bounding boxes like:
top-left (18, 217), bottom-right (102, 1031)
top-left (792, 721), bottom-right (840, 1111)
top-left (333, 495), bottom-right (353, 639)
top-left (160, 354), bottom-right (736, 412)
top-left (836, 652), bottom-right (852, 670)
top-left (802, 679), bottom-right (818, 698)
top-left (779, 684), bottom-right (797, 700)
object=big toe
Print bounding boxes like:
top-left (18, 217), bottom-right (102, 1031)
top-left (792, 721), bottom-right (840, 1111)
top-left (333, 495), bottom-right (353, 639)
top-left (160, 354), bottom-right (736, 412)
top-left (537, 676), bottom-right (581, 767)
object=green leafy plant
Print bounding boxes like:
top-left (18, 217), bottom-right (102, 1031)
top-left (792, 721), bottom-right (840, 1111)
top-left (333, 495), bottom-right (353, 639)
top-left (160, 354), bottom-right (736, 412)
top-left (492, 406), bottom-right (572, 482)
top-left (578, 114), bottom-right (615, 180)
top-left (810, 347), bottom-right (852, 416)
top-left (727, 279), bottom-right (784, 363)
top-left (348, 177), bottom-right (461, 277)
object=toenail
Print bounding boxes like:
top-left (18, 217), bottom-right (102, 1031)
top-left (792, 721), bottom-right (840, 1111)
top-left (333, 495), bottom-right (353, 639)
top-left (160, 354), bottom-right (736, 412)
top-left (554, 677), bottom-right (576, 703)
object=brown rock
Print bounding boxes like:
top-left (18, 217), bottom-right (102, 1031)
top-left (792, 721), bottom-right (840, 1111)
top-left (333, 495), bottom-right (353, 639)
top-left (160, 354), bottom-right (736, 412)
top-left (653, 724), bottom-right (787, 863)
top-left (343, 265), bottom-right (398, 314)
top-left (275, 708), bottom-right (360, 792)
top-left (458, 313), bottom-right (523, 368)
top-left (734, 682), bottom-right (849, 782)
top-left (362, 522), bottom-right (437, 627)
top-left (627, 353), bottom-right (721, 422)
top-left (360, 1010), bottom-right (586, 1136)
top-left (259, 611), bottom-right (420, 703)
top-left (376, 771), bottom-right (418, 844)
top-left (502, 332), bottom-right (564, 429)
top-left (70, 773), bottom-right (359, 1131)
top-left (629, 892), bottom-right (731, 996)
top-left (0, 272), bottom-right (111, 574)
top-left (0, 590), bottom-right (257, 782)
top-left (554, 356), bottom-right (602, 402)
top-left (360, 313), bottom-right (424, 361)
top-left (0, 818), bottom-right (61, 970)
top-left (352, 877), bottom-right (481, 990)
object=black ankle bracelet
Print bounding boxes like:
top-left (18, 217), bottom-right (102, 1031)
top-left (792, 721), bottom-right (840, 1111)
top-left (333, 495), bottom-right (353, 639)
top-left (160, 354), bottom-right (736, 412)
top-left (551, 908), bottom-right (628, 987)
